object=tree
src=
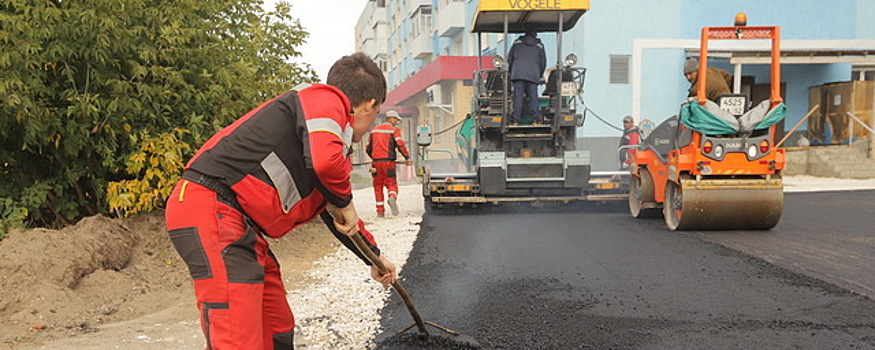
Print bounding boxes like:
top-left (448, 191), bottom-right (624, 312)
top-left (0, 0), bottom-right (318, 233)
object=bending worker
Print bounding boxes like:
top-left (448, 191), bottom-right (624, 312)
top-left (683, 57), bottom-right (731, 102)
top-left (367, 111), bottom-right (410, 217)
top-left (165, 52), bottom-right (397, 350)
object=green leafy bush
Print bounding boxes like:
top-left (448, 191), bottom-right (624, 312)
top-left (1, 0), bottom-right (317, 232)
top-left (106, 128), bottom-right (190, 217)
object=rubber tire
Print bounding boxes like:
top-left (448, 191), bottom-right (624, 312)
top-left (663, 180), bottom-right (683, 231)
top-left (629, 169), bottom-right (659, 218)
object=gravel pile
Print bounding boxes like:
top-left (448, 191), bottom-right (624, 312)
top-left (290, 184), bottom-right (423, 349)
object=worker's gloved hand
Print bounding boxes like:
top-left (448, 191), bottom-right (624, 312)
top-left (371, 255), bottom-right (397, 289)
top-left (326, 203), bottom-right (360, 237)
top-left (370, 167), bottom-right (377, 175)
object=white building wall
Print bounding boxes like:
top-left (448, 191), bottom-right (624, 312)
top-left (382, 0), bottom-right (438, 89)
top-left (355, 1), bottom-right (389, 74)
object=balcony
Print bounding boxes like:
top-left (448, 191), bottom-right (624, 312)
top-left (410, 33), bottom-right (433, 60)
top-left (437, 0), bottom-right (465, 37)
top-left (359, 38), bottom-right (376, 56)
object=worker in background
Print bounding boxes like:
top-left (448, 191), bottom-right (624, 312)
top-left (165, 52), bottom-right (397, 350)
top-left (507, 29), bottom-right (546, 125)
top-left (367, 111), bottom-right (410, 217)
top-left (618, 115), bottom-right (640, 169)
top-left (684, 57), bottom-right (732, 102)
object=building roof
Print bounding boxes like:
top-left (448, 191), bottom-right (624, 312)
top-left (384, 56), bottom-right (495, 107)
top-left (472, 0), bottom-right (589, 33)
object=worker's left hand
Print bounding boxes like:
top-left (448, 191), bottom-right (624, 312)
top-left (326, 203), bottom-right (360, 236)
top-left (370, 255), bottom-right (397, 289)
top-left (405, 159), bottom-right (412, 165)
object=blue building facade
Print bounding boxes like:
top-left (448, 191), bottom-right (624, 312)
top-left (461, 0), bottom-right (874, 136)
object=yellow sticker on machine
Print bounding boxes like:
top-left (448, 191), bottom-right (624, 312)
top-left (449, 185), bottom-right (471, 191)
top-left (478, 0), bottom-right (590, 12)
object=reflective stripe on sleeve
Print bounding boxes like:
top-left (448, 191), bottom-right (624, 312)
top-left (292, 83), bottom-right (313, 92)
top-left (307, 117), bottom-right (354, 159)
top-left (307, 118), bottom-right (344, 140)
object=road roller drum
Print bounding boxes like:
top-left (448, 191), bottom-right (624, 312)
top-left (663, 177), bottom-right (783, 230)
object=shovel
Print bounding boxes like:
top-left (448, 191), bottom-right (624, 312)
top-left (350, 233), bottom-right (463, 338)
top-left (326, 207), bottom-right (480, 348)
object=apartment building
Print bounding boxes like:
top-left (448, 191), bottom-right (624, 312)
top-left (357, 0), bottom-right (875, 151)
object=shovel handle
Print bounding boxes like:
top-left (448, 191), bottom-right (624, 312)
top-left (350, 234), bottom-right (429, 336)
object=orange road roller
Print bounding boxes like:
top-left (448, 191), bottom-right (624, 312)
top-left (629, 16), bottom-right (786, 230)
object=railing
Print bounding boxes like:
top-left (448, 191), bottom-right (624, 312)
top-left (776, 104), bottom-right (819, 148)
top-left (846, 111), bottom-right (875, 148)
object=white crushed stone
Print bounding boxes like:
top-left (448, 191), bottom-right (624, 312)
top-left (289, 184), bottom-right (423, 350)
top-left (783, 175), bottom-right (875, 193)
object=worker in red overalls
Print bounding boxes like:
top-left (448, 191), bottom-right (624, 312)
top-left (366, 111), bottom-right (410, 217)
top-left (619, 115), bottom-right (641, 169)
top-left (164, 53), bottom-right (397, 350)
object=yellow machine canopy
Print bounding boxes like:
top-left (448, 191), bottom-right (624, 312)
top-left (472, 0), bottom-right (590, 33)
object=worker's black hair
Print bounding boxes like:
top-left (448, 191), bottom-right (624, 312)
top-left (326, 52), bottom-right (387, 107)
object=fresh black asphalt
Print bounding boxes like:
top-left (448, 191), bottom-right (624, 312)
top-left (375, 191), bottom-right (875, 349)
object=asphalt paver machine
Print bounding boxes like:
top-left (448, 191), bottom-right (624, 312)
top-left (629, 15), bottom-right (786, 230)
top-left (422, 0), bottom-right (624, 211)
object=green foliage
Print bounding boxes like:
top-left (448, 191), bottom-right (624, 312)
top-left (107, 128), bottom-right (190, 217)
top-left (0, 197), bottom-right (27, 240)
top-left (0, 0), bottom-right (317, 230)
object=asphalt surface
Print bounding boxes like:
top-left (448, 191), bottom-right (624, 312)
top-left (697, 190), bottom-right (875, 300)
top-left (374, 191), bottom-right (875, 349)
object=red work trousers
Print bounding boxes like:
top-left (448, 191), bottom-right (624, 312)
top-left (371, 161), bottom-right (398, 215)
top-left (165, 180), bottom-right (294, 350)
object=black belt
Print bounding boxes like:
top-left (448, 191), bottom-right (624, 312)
top-left (181, 169), bottom-right (244, 214)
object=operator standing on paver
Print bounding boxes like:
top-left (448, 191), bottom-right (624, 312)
top-left (507, 29), bottom-right (547, 125)
top-left (165, 53), bottom-right (397, 350)
top-left (367, 111), bottom-right (410, 217)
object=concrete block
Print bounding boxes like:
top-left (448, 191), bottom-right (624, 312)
top-left (783, 149), bottom-right (809, 176)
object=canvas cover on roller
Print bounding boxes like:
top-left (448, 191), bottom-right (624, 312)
top-left (680, 99), bottom-right (786, 135)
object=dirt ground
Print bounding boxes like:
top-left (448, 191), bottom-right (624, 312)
top-left (0, 210), bottom-right (340, 349)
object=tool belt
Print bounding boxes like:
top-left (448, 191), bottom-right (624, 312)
top-left (181, 169), bottom-right (245, 214)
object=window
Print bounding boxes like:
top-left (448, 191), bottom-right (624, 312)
top-left (411, 5), bottom-right (432, 38)
top-left (610, 55), bottom-right (630, 84)
top-left (851, 65), bottom-right (875, 81)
